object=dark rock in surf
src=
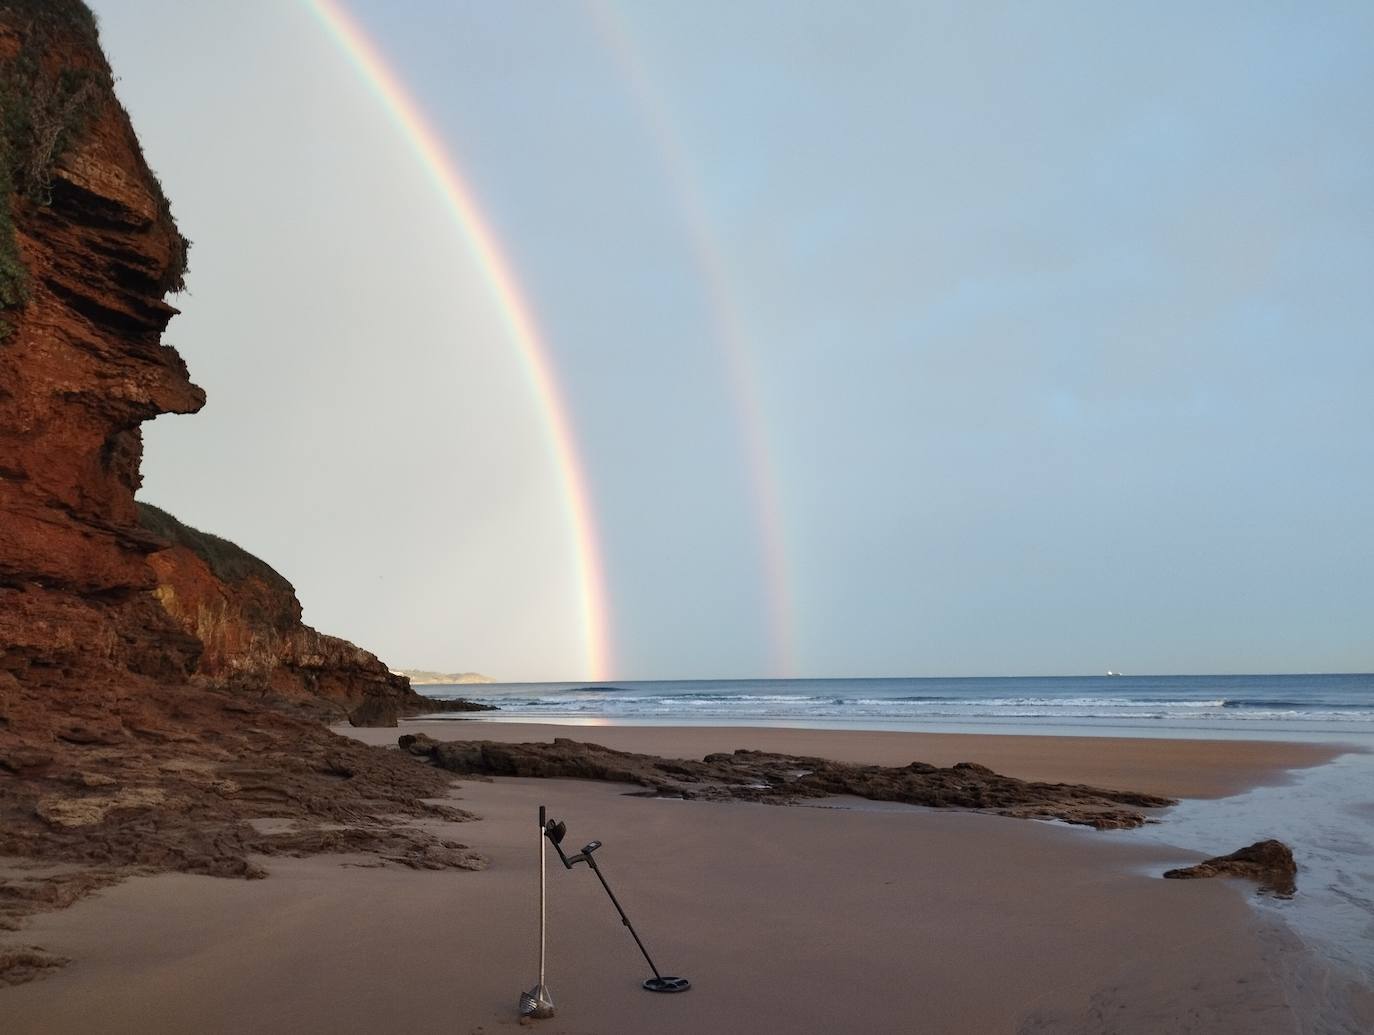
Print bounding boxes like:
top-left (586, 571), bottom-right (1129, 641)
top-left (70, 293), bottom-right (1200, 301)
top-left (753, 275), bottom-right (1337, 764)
top-left (1163, 839), bottom-right (1297, 897)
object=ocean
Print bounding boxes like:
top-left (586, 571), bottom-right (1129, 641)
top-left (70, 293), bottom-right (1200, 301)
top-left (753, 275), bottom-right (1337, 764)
top-left (421, 672), bottom-right (1374, 740)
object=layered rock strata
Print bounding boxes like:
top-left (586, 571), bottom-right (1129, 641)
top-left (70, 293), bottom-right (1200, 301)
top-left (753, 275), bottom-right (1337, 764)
top-left (0, 2), bottom-right (204, 706)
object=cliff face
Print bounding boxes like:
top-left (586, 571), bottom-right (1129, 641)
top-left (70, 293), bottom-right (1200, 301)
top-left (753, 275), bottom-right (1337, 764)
top-left (0, 4), bottom-right (203, 705)
top-left (0, 4), bottom-right (485, 960)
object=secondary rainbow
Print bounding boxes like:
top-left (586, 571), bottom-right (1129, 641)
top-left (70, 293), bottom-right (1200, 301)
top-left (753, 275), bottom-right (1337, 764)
top-left (589, 2), bottom-right (798, 676)
top-left (306, 0), bottom-right (614, 681)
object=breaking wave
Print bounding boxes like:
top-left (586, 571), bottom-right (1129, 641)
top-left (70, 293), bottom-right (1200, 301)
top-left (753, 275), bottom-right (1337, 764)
top-left (422, 674), bottom-right (1374, 730)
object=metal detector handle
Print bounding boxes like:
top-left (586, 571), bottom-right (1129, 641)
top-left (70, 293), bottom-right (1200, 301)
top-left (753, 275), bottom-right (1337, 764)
top-left (559, 843), bottom-right (601, 868)
top-left (561, 841), bottom-right (601, 867)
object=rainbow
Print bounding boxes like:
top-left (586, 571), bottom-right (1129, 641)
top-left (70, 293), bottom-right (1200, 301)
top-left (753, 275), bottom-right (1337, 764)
top-left (305, 0), bottom-right (613, 681)
top-left (588, 2), bottom-right (798, 676)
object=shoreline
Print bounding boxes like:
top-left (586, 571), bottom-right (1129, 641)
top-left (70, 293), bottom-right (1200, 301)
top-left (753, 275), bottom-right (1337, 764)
top-left (4, 724), bottom-right (1368, 1032)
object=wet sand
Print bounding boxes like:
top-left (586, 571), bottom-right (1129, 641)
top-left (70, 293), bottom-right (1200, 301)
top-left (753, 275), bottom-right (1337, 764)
top-left (2, 726), bottom-right (1364, 1034)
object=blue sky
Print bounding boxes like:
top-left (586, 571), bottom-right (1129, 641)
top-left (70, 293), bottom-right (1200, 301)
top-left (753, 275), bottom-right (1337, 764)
top-left (92, 1), bottom-right (1373, 679)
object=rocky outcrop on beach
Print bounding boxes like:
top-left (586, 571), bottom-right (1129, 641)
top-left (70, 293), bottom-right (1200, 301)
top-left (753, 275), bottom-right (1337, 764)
top-left (1163, 839), bottom-right (1297, 897)
top-left (0, 3), bottom-right (486, 973)
top-left (0, 946), bottom-right (69, 988)
top-left (399, 736), bottom-right (1178, 829)
top-left (1, 670), bottom-right (486, 987)
top-left (0, 701), bottom-right (483, 916)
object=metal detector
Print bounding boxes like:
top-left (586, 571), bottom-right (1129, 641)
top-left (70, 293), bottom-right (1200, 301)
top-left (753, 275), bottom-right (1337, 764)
top-left (543, 816), bottom-right (691, 994)
top-left (518, 805), bottom-right (556, 1019)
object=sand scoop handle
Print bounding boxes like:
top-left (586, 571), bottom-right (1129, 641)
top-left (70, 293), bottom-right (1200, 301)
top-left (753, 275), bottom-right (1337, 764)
top-left (538, 804), bottom-right (547, 985)
top-left (518, 806), bottom-right (556, 1018)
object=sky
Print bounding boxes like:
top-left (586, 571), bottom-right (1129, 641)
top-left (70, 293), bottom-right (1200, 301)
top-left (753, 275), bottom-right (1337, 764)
top-left (90, 1), bottom-right (1373, 681)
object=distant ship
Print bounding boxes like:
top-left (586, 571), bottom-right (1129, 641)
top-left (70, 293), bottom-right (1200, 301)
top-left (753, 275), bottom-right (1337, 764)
top-left (1106, 670), bottom-right (1122, 676)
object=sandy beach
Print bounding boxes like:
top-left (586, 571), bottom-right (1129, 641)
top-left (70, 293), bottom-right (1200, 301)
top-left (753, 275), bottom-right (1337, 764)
top-left (3, 725), bottom-right (1367, 1034)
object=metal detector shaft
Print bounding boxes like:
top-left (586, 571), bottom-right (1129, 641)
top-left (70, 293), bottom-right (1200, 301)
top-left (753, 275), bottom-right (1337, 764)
top-left (585, 855), bottom-right (664, 981)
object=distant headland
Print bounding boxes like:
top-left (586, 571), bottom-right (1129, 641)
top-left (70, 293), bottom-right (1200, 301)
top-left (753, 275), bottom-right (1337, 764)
top-left (396, 670), bottom-right (496, 685)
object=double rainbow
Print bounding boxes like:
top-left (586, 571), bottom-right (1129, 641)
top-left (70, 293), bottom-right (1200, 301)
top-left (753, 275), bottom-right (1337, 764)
top-left (308, 2), bottom-right (800, 679)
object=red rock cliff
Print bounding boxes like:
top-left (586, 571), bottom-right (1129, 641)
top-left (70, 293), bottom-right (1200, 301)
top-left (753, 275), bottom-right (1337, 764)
top-left (0, 4), bottom-right (485, 959)
top-left (0, 2), bottom-right (204, 717)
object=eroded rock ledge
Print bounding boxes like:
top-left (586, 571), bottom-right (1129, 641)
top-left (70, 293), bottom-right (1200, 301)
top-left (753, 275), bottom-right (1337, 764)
top-left (400, 735), bottom-right (1177, 830)
top-left (1, 690), bottom-right (484, 927)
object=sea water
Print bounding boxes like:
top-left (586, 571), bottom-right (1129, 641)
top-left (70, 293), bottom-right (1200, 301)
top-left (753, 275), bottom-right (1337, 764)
top-left (422, 672), bottom-right (1374, 739)
top-left (421, 673), bottom-right (1374, 984)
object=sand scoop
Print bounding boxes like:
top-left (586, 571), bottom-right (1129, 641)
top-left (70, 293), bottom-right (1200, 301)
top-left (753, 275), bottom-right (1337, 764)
top-left (518, 805), bottom-right (556, 1019)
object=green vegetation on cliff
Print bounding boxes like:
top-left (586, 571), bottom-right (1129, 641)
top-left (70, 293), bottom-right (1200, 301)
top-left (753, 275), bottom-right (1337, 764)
top-left (1, 1), bottom-right (105, 327)
top-left (137, 502), bottom-right (294, 595)
top-left (0, 0), bottom-right (187, 338)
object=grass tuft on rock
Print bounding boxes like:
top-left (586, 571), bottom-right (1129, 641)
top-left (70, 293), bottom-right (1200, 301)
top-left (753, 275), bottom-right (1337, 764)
top-left (137, 503), bottom-right (296, 594)
top-left (0, 0), bottom-right (189, 323)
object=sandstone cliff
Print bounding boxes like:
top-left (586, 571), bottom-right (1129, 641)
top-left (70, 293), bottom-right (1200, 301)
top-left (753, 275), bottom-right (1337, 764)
top-left (0, 3), bottom-right (484, 967)
top-left (0, 2), bottom-right (204, 703)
